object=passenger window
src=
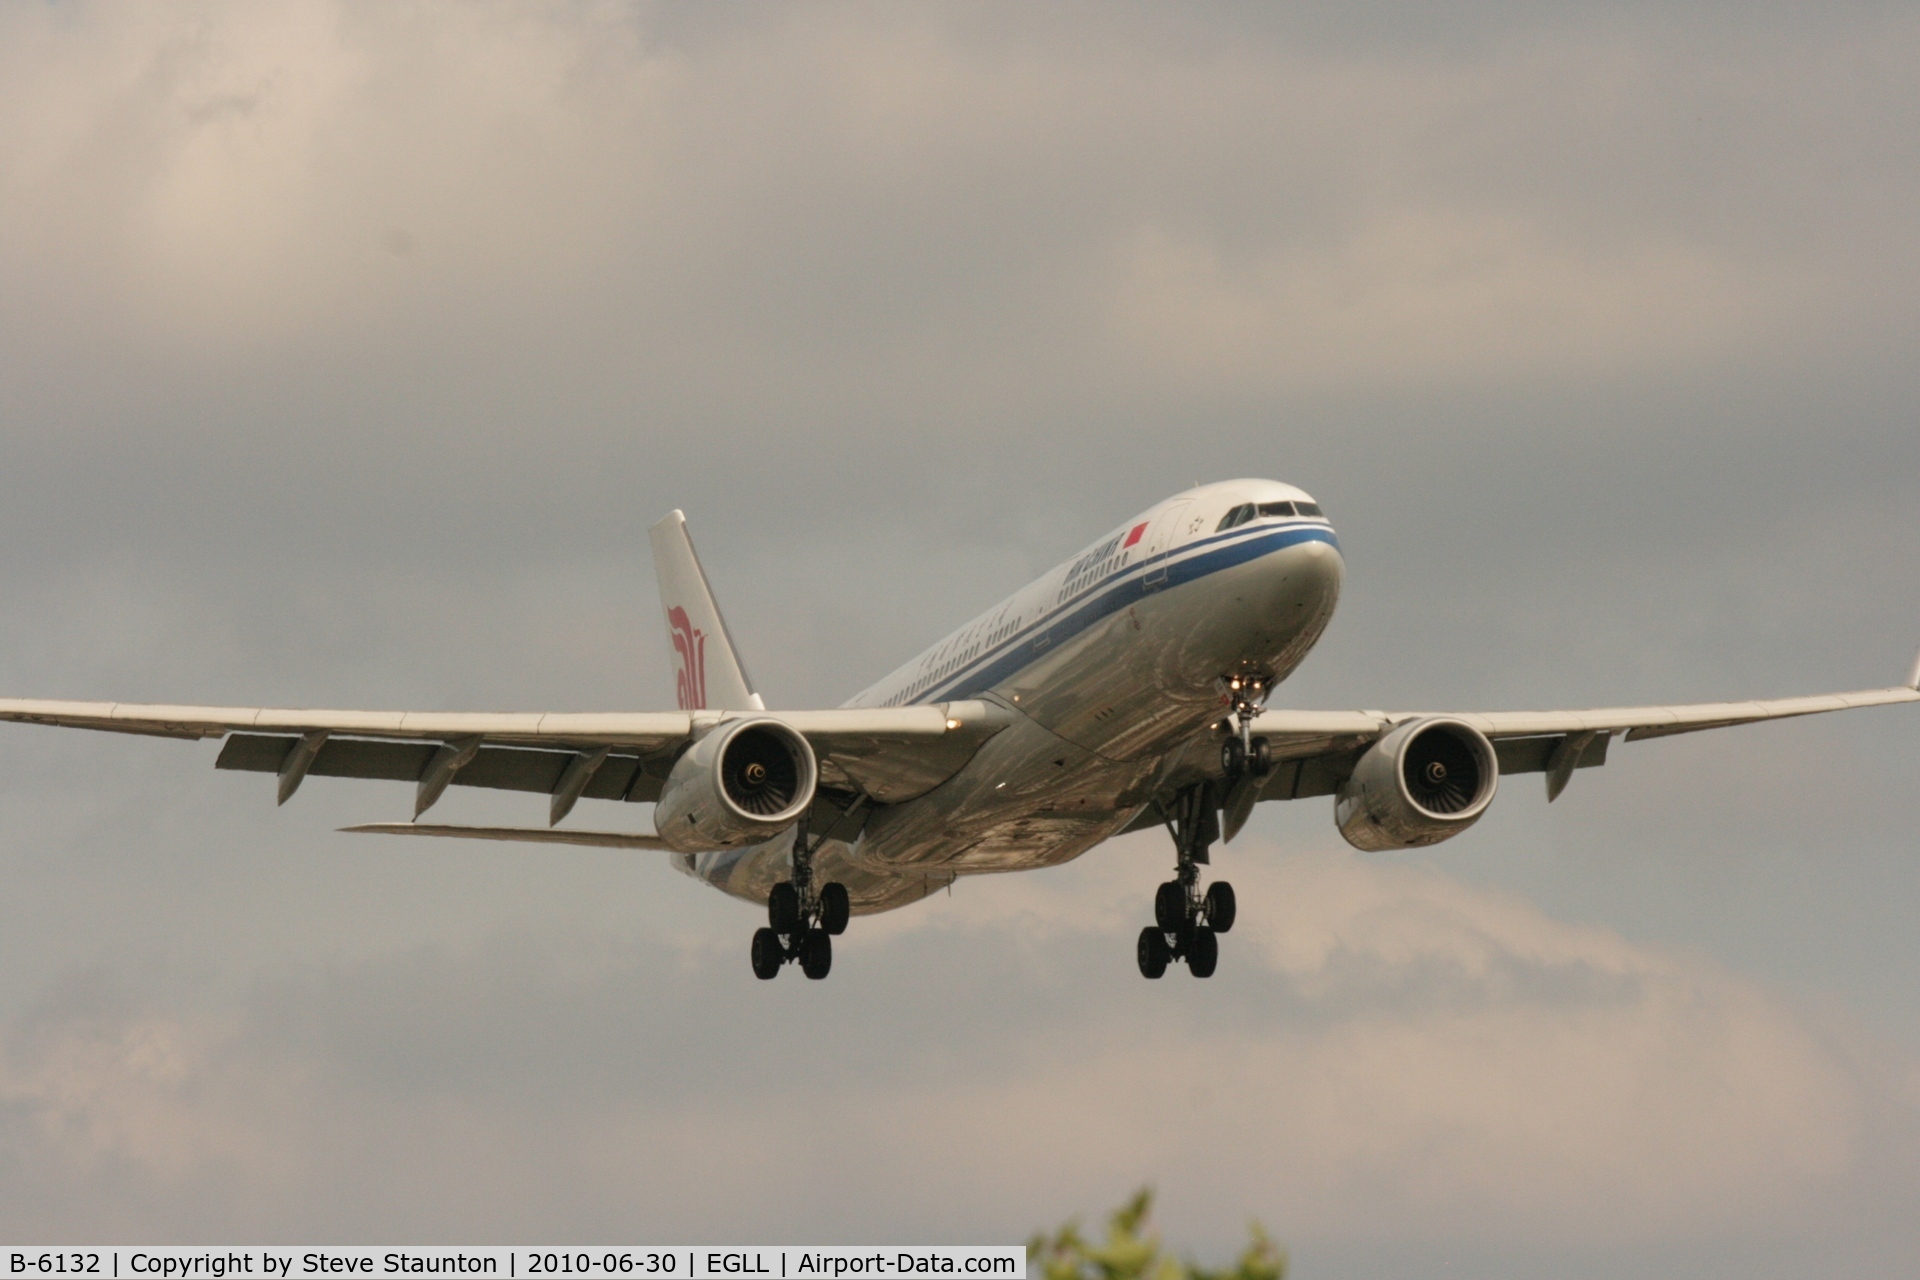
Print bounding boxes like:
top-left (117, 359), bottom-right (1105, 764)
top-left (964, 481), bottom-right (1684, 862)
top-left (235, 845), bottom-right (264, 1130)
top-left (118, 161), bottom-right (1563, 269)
top-left (1258, 501), bottom-right (1295, 518)
top-left (1296, 502), bottom-right (1323, 517)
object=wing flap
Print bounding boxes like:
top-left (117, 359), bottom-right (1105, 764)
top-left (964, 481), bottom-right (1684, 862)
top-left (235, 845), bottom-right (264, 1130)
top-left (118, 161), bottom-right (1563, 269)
top-left (1492, 732), bottom-right (1611, 774)
top-left (217, 734), bottom-right (666, 803)
top-left (1256, 750), bottom-right (1364, 801)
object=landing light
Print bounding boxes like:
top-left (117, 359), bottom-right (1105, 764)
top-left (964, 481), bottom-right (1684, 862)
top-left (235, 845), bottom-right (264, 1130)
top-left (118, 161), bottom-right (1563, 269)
top-left (946, 718), bottom-right (961, 729)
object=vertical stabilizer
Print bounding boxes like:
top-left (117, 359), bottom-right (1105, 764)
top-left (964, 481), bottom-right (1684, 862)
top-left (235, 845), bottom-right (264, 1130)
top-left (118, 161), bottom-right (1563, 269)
top-left (648, 511), bottom-right (764, 712)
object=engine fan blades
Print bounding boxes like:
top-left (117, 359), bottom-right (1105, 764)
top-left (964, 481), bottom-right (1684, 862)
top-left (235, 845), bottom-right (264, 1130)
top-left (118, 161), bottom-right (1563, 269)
top-left (722, 728), bottom-right (802, 815)
top-left (1402, 729), bottom-right (1481, 814)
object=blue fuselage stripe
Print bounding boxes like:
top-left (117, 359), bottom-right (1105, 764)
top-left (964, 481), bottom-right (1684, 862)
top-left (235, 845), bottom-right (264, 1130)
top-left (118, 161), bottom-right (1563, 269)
top-left (896, 522), bottom-right (1339, 705)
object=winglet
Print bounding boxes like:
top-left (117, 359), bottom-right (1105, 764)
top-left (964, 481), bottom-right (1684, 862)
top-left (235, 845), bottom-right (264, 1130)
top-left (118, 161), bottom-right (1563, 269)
top-left (647, 511), bottom-right (764, 712)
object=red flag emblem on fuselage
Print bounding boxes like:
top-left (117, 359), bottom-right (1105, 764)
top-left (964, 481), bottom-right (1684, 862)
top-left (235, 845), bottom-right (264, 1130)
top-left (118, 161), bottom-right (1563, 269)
top-left (1123, 522), bottom-right (1148, 548)
top-left (668, 605), bottom-right (707, 710)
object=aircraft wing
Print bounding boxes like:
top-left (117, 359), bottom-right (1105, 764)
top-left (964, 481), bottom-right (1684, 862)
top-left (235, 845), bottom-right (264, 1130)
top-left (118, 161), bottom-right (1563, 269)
top-left (1231, 683), bottom-right (1920, 820)
top-left (0, 697), bottom-right (1012, 816)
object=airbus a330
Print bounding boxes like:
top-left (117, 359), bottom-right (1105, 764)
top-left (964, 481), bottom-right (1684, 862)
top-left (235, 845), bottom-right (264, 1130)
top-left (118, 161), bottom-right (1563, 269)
top-left (5, 480), bottom-right (1914, 980)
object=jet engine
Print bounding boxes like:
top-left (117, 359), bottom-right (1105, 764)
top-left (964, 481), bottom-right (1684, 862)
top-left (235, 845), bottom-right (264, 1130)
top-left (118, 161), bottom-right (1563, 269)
top-left (1335, 717), bottom-right (1498, 851)
top-left (654, 717), bottom-right (818, 853)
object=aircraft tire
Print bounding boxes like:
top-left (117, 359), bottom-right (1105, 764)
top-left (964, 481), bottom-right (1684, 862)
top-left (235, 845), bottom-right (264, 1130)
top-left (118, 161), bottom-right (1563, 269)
top-left (1154, 881), bottom-right (1186, 932)
top-left (1205, 881), bottom-right (1237, 933)
top-left (1187, 926), bottom-right (1218, 978)
top-left (768, 882), bottom-right (801, 934)
top-left (750, 927), bottom-right (783, 980)
top-left (1220, 739), bottom-right (1246, 778)
top-left (1137, 927), bottom-right (1170, 979)
top-left (820, 882), bottom-right (851, 936)
top-left (1249, 737), bottom-right (1272, 777)
top-left (800, 928), bottom-right (833, 979)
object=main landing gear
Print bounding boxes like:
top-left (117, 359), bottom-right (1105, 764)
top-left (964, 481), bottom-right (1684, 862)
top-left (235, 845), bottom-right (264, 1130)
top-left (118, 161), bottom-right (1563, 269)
top-left (751, 818), bottom-right (851, 980)
top-left (1138, 782), bottom-right (1236, 979)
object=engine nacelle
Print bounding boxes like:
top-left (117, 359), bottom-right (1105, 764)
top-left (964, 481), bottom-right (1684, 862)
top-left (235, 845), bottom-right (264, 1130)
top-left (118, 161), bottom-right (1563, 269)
top-left (653, 717), bottom-right (818, 853)
top-left (1335, 717), bottom-right (1498, 851)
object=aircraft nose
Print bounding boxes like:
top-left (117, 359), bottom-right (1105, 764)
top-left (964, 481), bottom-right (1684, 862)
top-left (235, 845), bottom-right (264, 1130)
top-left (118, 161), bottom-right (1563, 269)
top-left (1293, 529), bottom-right (1345, 606)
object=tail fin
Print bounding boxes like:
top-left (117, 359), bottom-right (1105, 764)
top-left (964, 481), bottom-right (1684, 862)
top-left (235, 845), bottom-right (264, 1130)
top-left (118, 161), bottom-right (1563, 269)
top-left (648, 511), bottom-right (764, 712)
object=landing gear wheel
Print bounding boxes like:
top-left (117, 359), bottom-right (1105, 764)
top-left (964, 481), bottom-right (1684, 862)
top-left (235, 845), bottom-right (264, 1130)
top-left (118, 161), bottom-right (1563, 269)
top-left (1137, 927), bottom-right (1171, 979)
top-left (1142, 780), bottom-right (1237, 979)
top-left (1248, 737), bottom-right (1271, 777)
top-left (750, 927), bottom-right (783, 979)
top-left (1221, 738), bottom-right (1247, 778)
top-left (768, 882), bottom-right (801, 934)
top-left (1187, 926), bottom-right (1218, 978)
top-left (1205, 881), bottom-right (1237, 933)
top-left (1154, 881), bottom-right (1186, 932)
top-left (799, 928), bottom-right (833, 979)
top-left (819, 882), bottom-right (851, 936)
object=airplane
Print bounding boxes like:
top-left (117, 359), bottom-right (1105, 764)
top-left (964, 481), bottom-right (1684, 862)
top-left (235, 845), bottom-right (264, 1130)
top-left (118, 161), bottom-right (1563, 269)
top-left (2, 479), bottom-right (1916, 981)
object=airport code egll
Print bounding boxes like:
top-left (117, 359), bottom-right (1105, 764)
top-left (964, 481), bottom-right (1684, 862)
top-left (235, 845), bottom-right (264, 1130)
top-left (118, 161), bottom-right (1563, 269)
top-left (7, 1253), bottom-right (1024, 1280)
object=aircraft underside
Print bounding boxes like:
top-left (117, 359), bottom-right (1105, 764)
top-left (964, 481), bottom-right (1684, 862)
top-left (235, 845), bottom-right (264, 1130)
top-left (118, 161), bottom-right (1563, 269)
top-left (686, 536), bottom-right (1346, 979)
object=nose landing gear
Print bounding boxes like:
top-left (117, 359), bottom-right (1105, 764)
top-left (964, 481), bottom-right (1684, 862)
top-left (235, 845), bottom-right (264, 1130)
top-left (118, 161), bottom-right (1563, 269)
top-left (751, 817), bottom-right (851, 980)
top-left (1138, 783), bottom-right (1236, 979)
top-left (1218, 673), bottom-right (1274, 779)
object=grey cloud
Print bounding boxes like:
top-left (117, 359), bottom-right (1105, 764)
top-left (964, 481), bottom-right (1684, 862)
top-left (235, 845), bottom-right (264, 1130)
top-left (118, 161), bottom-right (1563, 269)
top-left (1, 1), bottom-right (1919, 1270)
top-left (0, 846), bottom-right (1913, 1274)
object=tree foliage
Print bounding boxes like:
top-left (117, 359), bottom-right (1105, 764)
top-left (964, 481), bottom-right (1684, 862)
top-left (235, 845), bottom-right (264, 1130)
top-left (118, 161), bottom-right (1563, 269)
top-left (1028, 1189), bottom-right (1286, 1280)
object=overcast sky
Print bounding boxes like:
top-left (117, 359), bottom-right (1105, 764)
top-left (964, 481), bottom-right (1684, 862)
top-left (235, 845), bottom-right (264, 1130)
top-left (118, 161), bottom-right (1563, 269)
top-left (2, 2), bottom-right (1920, 1275)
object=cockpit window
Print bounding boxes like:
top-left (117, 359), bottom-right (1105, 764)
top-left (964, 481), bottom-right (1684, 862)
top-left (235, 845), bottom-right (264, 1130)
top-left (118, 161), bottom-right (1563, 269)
top-left (1214, 503), bottom-right (1257, 532)
top-left (1295, 501), bottom-right (1324, 518)
top-left (1257, 501), bottom-right (1296, 518)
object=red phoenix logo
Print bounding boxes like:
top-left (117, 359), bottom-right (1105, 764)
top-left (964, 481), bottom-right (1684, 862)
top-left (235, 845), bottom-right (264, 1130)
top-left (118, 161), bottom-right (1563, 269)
top-left (668, 605), bottom-right (707, 710)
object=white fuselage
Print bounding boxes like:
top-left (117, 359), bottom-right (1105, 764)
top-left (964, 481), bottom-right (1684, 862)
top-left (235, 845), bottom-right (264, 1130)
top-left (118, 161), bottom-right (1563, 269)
top-left (678, 480), bottom-right (1345, 913)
